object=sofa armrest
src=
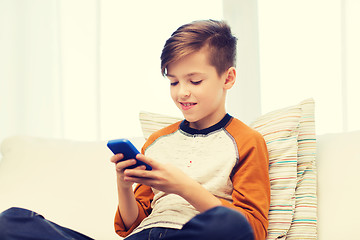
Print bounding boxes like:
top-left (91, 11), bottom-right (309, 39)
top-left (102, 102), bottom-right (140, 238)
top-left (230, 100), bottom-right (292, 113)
top-left (316, 131), bottom-right (360, 240)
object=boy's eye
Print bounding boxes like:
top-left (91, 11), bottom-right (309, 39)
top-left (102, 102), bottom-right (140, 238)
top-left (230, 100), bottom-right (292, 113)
top-left (170, 81), bottom-right (178, 86)
top-left (191, 80), bottom-right (202, 85)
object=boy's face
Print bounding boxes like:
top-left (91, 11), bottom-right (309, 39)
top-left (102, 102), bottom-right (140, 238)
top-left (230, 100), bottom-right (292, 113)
top-left (166, 48), bottom-right (235, 130)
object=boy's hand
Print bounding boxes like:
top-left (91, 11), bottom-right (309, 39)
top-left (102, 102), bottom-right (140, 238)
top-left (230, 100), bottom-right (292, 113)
top-left (123, 154), bottom-right (195, 195)
top-left (110, 153), bottom-right (146, 189)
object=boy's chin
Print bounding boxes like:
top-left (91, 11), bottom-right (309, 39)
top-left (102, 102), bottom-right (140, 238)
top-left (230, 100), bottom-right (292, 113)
top-left (182, 114), bottom-right (197, 123)
top-left (183, 116), bottom-right (202, 127)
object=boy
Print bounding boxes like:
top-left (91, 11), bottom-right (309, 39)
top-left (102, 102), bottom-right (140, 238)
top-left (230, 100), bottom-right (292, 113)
top-left (111, 20), bottom-right (270, 240)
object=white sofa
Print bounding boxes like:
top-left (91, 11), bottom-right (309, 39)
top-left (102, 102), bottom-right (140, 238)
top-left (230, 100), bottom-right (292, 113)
top-left (1, 131), bottom-right (359, 239)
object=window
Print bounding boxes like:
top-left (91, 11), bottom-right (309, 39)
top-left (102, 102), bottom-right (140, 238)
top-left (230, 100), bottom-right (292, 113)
top-left (258, 0), bottom-right (360, 134)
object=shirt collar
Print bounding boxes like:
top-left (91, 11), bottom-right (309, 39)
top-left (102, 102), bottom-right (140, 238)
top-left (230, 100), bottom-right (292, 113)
top-left (179, 113), bottom-right (233, 136)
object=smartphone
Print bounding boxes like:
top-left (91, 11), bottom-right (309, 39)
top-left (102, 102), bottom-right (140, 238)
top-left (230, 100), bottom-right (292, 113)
top-left (107, 138), bottom-right (152, 170)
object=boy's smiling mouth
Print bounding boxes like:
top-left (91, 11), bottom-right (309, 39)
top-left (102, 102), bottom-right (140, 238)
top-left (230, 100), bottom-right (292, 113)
top-left (180, 102), bottom-right (197, 110)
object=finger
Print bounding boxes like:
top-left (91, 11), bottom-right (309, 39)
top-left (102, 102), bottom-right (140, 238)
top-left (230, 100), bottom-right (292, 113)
top-left (110, 153), bottom-right (124, 163)
top-left (115, 159), bottom-right (137, 172)
top-left (124, 176), bottom-right (153, 186)
top-left (124, 164), bottom-right (147, 174)
top-left (124, 166), bottom-right (154, 179)
top-left (134, 165), bottom-right (147, 171)
top-left (123, 169), bottom-right (155, 184)
top-left (136, 154), bottom-right (160, 169)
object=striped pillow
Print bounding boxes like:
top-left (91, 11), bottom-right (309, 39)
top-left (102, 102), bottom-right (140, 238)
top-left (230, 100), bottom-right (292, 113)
top-left (139, 111), bottom-right (182, 140)
top-left (286, 99), bottom-right (317, 239)
top-left (250, 98), bottom-right (317, 240)
top-left (249, 104), bottom-right (302, 239)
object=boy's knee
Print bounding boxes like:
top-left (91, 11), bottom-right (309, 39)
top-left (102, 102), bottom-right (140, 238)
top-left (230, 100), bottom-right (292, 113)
top-left (0, 207), bottom-right (43, 220)
top-left (0, 207), bottom-right (44, 236)
top-left (183, 206), bottom-right (254, 240)
top-left (0, 208), bottom-right (24, 238)
top-left (209, 207), bottom-right (253, 234)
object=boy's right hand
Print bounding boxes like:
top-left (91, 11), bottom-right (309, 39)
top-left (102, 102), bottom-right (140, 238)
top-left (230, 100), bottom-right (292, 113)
top-left (110, 153), bottom-right (146, 189)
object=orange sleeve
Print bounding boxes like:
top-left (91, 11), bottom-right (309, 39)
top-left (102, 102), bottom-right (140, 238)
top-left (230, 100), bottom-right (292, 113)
top-left (222, 120), bottom-right (270, 240)
top-left (114, 184), bottom-right (154, 237)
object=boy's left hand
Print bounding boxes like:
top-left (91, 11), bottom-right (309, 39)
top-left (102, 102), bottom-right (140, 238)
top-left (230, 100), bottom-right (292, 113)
top-left (123, 154), bottom-right (195, 195)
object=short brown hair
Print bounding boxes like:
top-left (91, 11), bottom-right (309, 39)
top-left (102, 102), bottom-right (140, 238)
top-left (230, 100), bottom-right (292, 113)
top-left (161, 19), bottom-right (237, 76)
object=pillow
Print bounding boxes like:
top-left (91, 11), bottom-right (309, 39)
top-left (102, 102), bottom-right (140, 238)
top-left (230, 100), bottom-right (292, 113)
top-left (139, 98), bottom-right (317, 240)
top-left (286, 99), bottom-right (317, 239)
top-left (139, 111), bottom-right (182, 140)
top-left (250, 99), bottom-right (317, 239)
top-left (249, 104), bottom-right (301, 239)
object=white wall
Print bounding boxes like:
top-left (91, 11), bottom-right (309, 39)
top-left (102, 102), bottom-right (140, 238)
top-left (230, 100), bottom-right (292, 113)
top-left (59, 0), bottom-right (100, 140)
top-left (0, 0), bottom-right (62, 140)
top-left (343, 0), bottom-right (360, 131)
top-left (225, 0), bottom-right (360, 134)
top-left (223, 0), bottom-right (262, 125)
top-left (257, 0), bottom-right (360, 134)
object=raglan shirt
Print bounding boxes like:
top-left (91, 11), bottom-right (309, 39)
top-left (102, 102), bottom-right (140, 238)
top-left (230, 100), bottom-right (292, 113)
top-left (115, 114), bottom-right (270, 240)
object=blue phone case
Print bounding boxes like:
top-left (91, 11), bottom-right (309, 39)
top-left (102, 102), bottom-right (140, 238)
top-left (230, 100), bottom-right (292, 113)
top-left (107, 138), bottom-right (152, 170)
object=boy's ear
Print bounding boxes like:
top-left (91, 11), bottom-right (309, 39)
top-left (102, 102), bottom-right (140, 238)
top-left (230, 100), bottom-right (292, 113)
top-left (223, 67), bottom-right (236, 90)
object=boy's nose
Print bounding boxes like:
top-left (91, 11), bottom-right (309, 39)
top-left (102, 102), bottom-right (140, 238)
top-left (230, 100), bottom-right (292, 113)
top-left (178, 85), bottom-right (190, 98)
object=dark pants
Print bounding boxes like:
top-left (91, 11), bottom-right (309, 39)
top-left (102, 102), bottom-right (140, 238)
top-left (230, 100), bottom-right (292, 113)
top-left (0, 207), bottom-right (93, 240)
top-left (0, 206), bottom-right (254, 240)
top-left (125, 206), bottom-right (254, 240)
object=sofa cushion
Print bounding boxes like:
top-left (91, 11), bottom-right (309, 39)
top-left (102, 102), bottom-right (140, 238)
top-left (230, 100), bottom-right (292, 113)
top-left (0, 136), bottom-right (143, 240)
top-left (316, 130), bottom-right (360, 240)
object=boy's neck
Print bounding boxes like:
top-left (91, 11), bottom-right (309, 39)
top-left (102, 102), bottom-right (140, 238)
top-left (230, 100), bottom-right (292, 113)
top-left (188, 110), bottom-right (227, 130)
